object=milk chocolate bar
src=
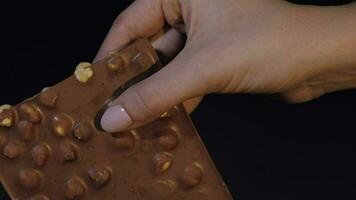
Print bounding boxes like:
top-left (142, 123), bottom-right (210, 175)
top-left (0, 39), bottom-right (233, 199)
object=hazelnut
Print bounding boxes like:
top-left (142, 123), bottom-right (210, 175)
top-left (111, 131), bottom-right (135, 150)
top-left (113, 137), bottom-right (135, 150)
top-left (0, 104), bottom-right (16, 127)
top-left (38, 89), bottom-right (58, 108)
top-left (0, 104), bottom-right (11, 112)
top-left (52, 113), bottom-right (74, 137)
top-left (3, 143), bottom-right (22, 159)
top-left (31, 144), bottom-right (51, 167)
top-left (158, 129), bottom-right (179, 150)
top-left (59, 142), bottom-right (78, 162)
top-left (153, 152), bottom-right (173, 174)
top-left (181, 163), bottom-right (203, 187)
top-left (107, 50), bottom-right (118, 57)
top-left (108, 55), bottom-right (125, 72)
top-left (18, 169), bottom-right (42, 189)
top-left (64, 177), bottom-right (87, 199)
top-left (87, 167), bottom-right (111, 188)
top-left (73, 121), bottom-right (93, 142)
top-left (74, 62), bottom-right (94, 83)
top-left (17, 121), bottom-right (35, 141)
top-left (19, 103), bottom-right (42, 124)
top-left (132, 52), bottom-right (154, 67)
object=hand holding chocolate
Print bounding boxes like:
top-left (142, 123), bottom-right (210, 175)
top-left (0, 40), bottom-right (233, 199)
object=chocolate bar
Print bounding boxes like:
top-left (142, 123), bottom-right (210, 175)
top-left (0, 39), bottom-right (233, 199)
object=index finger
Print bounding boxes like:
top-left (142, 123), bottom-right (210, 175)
top-left (94, 0), bottom-right (165, 61)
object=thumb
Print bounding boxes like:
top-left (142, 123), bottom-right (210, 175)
top-left (100, 47), bottom-right (209, 132)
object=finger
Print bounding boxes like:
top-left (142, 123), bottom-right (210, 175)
top-left (100, 46), bottom-right (211, 132)
top-left (183, 96), bottom-right (204, 114)
top-left (150, 27), bottom-right (185, 65)
top-left (94, 0), bottom-right (165, 62)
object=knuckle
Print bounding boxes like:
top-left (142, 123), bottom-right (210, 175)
top-left (113, 14), bottom-right (135, 37)
top-left (130, 85), bottom-right (162, 120)
top-left (113, 14), bottom-right (126, 28)
top-left (162, 0), bottom-right (184, 27)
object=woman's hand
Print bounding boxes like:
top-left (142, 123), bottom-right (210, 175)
top-left (97, 0), bottom-right (356, 132)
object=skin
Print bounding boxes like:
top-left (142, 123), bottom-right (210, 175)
top-left (96, 0), bottom-right (356, 132)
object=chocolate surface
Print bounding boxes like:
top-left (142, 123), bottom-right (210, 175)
top-left (0, 39), bottom-right (232, 199)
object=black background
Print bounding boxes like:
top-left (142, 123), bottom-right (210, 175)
top-left (1, 0), bottom-right (356, 199)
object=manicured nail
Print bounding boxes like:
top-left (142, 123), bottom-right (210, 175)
top-left (100, 104), bottom-right (133, 132)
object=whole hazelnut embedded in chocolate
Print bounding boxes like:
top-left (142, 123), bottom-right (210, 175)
top-left (153, 152), bottom-right (173, 174)
top-left (59, 142), bottom-right (78, 162)
top-left (74, 62), bottom-right (94, 83)
top-left (0, 104), bottom-right (16, 127)
top-left (181, 163), bottom-right (203, 187)
top-left (87, 167), bottom-right (111, 188)
top-left (17, 120), bottom-right (35, 141)
top-left (108, 55), bottom-right (125, 72)
top-left (3, 143), bottom-right (22, 159)
top-left (158, 129), bottom-right (179, 150)
top-left (52, 113), bottom-right (74, 137)
top-left (31, 144), bottom-right (51, 167)
top-left (132, 52), bottom-right (154, 68)
top-left (111, 131), bottom-right (135, 150)
top-left (19, 103), bottom-right (42, 124)
top-left (64, 177), bottom-right (87, 199)
top-left (73, 121), bottom-right (93, 142)
top-left (18, 169), bottom-right (42, 189)
top-left (107, 49), bottom-right (118, 57)
top-left (38, 89), bottom-right (58, 108)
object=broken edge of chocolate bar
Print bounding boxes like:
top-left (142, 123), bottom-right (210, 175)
top-left (0, 39), bottom-right (233, 200)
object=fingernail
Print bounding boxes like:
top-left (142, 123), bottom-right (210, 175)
top-left (100, 104), bottom-right (133, 132)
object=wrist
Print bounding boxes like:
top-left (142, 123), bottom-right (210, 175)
top-left (294, 5), bottom-right (356, 74)
top-left (343, 4), bottom-right (356, 67)
top-left (273, 3), bottom-right (356, 96)
top-left (300, 4), bottom-right (356, 93)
